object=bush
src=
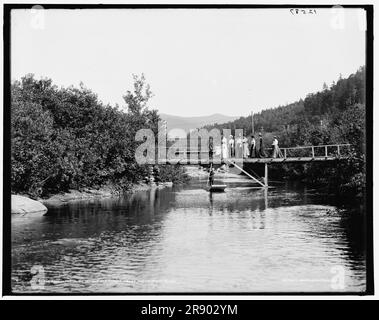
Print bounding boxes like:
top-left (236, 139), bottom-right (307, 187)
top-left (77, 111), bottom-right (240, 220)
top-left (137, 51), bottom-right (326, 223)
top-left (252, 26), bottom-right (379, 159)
top-left (11, 74), bottom-right (185, 197)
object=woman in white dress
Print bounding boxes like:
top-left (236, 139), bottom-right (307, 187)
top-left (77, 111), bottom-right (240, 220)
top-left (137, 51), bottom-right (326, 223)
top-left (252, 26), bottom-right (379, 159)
top-left (236, 133), bottom-right (243, 158)
top-left (272, 136), bottom-right (283, 158)
top-left (221, 135), bottom-right (228, 160)
top-left (242, 136), bottom-right (249, 158)
top-left (228, 135), bottom-right (235, 158)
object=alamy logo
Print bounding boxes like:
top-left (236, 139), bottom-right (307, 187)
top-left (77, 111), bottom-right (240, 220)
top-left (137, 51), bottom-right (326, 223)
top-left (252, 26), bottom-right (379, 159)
top-left (135, 123), bottom-right (244, 166)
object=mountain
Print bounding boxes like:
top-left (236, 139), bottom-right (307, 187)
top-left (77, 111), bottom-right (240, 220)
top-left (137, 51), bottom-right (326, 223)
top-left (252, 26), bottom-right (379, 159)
top-left (160, 113), bottom-right (239, 136)
top-left (203, 66), bottom-right (366, 138)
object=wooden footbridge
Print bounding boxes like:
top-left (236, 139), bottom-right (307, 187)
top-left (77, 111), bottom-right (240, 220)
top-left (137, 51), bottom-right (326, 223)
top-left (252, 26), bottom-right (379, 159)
top-left (164, 143), bottom-right (350, 163)
top-left (236, 143), bottom-right (351, 163)
top-left (161, 143), bottom-right (351, 188)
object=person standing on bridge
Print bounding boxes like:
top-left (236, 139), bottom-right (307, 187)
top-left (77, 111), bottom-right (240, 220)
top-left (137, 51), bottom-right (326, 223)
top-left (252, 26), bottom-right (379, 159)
top-left (258, 133), bottom-right (267, 158)
top-left (242, 135), bottom-right (249, 158)
top-left (228, 135), bottom-right (235, 158)
top-left (236, 133), bottom-right (243, 158)
top-left (272, 136), bottom-right (283, 158)
top-left (249, 134), bottom-right (257, 158)
top-left (221, 135), bottom-right (228, 160)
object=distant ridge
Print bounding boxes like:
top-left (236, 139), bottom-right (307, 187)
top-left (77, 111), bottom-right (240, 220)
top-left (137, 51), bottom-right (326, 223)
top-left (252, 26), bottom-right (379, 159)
top-left (160, 113), bottom-right (239, 135)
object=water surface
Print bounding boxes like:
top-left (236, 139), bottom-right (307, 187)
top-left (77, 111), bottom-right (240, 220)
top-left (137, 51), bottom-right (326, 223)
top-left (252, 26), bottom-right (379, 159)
top-left (11, 175), bottom-right (366, 293)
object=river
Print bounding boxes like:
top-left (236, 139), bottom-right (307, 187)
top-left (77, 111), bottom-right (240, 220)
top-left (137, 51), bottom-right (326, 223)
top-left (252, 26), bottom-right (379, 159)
top-left (11, 173), bottom-right (367, 293)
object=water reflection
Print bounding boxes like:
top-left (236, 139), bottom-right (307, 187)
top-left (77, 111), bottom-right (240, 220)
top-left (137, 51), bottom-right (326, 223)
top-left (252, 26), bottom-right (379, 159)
top-left (12, 177), bottom-right (366, 293)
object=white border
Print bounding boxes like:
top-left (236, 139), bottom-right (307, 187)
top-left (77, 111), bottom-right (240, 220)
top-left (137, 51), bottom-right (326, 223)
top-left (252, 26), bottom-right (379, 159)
top-left (0, 0), bottom-right (376, 300)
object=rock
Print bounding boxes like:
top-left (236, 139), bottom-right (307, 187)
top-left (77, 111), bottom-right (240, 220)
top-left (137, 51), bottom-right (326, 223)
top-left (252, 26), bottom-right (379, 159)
top-left (11, 195), bottom-right (48, 215)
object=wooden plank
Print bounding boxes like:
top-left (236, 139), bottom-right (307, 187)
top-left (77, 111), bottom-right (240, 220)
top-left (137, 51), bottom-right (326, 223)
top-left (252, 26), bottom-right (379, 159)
top-left (241, 157), bottom-right (341, 163)
top-left (159, 156), bottom-right (346, 164)
top-left (226, 160), bottom-right (266, 187)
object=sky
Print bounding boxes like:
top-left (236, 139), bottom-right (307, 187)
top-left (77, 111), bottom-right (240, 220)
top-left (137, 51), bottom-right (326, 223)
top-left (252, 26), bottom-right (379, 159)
top-left (11, 8), bottom-right (366, 117)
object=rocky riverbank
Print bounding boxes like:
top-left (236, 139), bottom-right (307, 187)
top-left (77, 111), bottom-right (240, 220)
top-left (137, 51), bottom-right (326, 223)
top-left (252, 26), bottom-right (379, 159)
top-left (184, 165), bottom-right (244, 180)
top-left (40, 182), bottom-right (174, 206)
top-left (12, 166), bottom-right (245, 214)
top-left (11, 195), bottom-right (48, 215)
top-left (12, 181), bottom-right (174, 214)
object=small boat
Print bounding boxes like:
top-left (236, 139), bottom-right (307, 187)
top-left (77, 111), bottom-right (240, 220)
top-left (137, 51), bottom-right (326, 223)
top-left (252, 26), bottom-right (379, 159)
top-left (207, 184), bottom-right (227, 192)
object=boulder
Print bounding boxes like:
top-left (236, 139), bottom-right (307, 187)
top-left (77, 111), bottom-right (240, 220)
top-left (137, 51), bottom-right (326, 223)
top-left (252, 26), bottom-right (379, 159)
top-left (11, 195), bottom-right (48, 214)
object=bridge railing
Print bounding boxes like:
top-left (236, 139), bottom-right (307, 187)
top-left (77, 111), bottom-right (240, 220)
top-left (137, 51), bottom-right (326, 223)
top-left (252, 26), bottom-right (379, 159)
top-left (164, 143), bottom-right (351, 159)
top-left (278, 144), bottom-right (351, 159)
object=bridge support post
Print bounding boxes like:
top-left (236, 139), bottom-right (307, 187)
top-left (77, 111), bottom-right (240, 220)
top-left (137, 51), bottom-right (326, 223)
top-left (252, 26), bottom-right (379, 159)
top-left (264, 163), bottom-right (268, 187)
top-left (226, 160), bottom-right (266, 188)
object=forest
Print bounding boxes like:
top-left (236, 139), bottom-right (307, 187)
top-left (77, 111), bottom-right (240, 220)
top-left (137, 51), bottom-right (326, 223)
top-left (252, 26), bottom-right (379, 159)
top-left (11, 74), bottom-right (187, 198)
top-left (204, 66), bottom-right (366, 198)
top-left (11, 67), bottom-right (367, 200)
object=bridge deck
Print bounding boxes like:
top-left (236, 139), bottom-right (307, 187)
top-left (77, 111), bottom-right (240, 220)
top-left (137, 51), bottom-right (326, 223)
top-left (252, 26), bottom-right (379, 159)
top-left (162, 144), bottom-right (350, 165)
top-left (160, 156), bottom-right (346, 165)
top-left (235, 156), bottom-right (344, 163)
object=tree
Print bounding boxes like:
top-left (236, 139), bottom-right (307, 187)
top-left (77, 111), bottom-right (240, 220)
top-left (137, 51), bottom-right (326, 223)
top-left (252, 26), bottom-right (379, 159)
top-left (11, 73), bottom-right (186, 197)
top-left (202, 66), bottom-right (367, 197)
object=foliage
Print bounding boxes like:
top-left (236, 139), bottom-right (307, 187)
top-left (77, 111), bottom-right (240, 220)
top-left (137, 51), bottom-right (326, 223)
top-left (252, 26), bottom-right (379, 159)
top-left (11, 66), bottom-right (367, 199)
top-left (10, 74), bottom-right (176, 198)
top-left (204, 67), bottom-right (367, 197)
top-left (158, 165), bottom-right (190, 184)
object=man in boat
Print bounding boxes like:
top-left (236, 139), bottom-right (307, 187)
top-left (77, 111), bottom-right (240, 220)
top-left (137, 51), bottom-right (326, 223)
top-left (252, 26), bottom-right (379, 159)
top-left (221, 135), bottom-right (228, 160)
top-left (208, 167), bottom-right (215, 186)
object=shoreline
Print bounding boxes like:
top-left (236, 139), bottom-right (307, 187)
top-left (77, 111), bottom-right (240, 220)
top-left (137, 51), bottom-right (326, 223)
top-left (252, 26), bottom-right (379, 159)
top-left (38, 165), bottom-right (201, 206)
top-left (39, 181), bottom-right (174, 206)
top-left (13, 166), bottom-right (196, 210)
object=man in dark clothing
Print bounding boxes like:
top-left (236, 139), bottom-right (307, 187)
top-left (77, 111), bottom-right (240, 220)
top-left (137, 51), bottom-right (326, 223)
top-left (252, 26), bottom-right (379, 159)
top-left (249, 134), bottom-right (257, 158)
top-left (208, 168), bottom-right (215, 186)
top-left (258, 133), bottom-right (267, 158)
